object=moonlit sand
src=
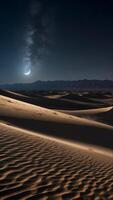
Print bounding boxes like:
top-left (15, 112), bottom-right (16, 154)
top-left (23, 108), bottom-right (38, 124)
top-left (0, 90), bottom-right (113, 199)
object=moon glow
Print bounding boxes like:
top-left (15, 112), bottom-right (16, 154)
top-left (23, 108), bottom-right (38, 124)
top-left (24, 69), bottom-right (31, 76)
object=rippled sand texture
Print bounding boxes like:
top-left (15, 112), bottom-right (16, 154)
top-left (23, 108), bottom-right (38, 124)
top-left (0, 123), bottom-right (113, 200)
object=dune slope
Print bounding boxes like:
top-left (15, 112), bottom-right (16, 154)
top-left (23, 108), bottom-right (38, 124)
top-left (0, 90), bottom-right (102, 110)
top-left (0, 93), bottom-right (113, 199)
top-left (0, 122), bottom-right (113, 200)
top-left (58, 106), bottom-right (113, 126)
top-left (0, 95), bottom-right (113, 150)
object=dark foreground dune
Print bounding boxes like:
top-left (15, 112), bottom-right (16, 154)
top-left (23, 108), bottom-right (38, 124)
top-left (0, 123), bottom-right (113, 200)
top-left (0, 91), bottom-right (113, 199)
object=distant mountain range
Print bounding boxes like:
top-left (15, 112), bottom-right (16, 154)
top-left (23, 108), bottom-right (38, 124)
top-left (0, 80), bottom-right (113, 91)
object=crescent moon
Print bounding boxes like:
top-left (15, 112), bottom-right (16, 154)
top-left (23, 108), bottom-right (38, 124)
top-left (24, 69), bottom-right (31, 76)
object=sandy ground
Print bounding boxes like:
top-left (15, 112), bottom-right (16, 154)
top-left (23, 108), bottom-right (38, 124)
top-left (57, 106), bottom-right (113, 126)
top-left (0, 123), bottom-right (113, 200)
top-left (0, 91), bottom-right (113, 199)
top-left (0, 90), bottom-right (104, 110)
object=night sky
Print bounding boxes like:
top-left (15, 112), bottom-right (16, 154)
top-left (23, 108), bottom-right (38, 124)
top-left (0, 0), bottom-right (112, 83)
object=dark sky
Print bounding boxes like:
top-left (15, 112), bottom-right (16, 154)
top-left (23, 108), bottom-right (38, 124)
top-left (0, 0), bottom-right (112, 83)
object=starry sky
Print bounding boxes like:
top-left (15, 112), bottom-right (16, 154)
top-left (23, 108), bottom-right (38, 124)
top-left (0, 0), bottom-right (112, 83)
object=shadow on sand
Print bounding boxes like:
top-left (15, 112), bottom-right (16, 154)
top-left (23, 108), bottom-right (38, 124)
top-left (1, 115), bottom-right (113, 150)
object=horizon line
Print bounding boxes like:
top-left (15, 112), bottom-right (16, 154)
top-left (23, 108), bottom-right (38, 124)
top-left (0, 79), bottom-right (113, 85)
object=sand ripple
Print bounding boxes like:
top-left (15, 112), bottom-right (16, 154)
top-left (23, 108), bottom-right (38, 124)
top-left (0, 124), bottom-right (113, 200)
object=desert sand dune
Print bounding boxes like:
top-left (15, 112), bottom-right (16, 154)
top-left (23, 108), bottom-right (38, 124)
top-left (0, 122), bottom-right (113, 199)
top-left (60, 93), bottom-right (103, 104)
top-left (58, 106), bottom-right (113, 126)
top-left (0, 93), bottom-right (113, 199)
top-left (45, 94), bottom-right (68, 99)
top-left (82, 92), bottom-right (113, 106)
top-left (58, 97), bottom-right (101, 108)
top-left (89, 97), bottom-right (113, 106)
top-left (0, 95), bottom-right (113, 151)
top-left (0, 90), bottom-right (102, 110)
top-left (88, 107), bottom-right (113, 126)
top-left (57, 106), bottom-right (113, 115)
top-left (82, 92), bottom-right (113, 99)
